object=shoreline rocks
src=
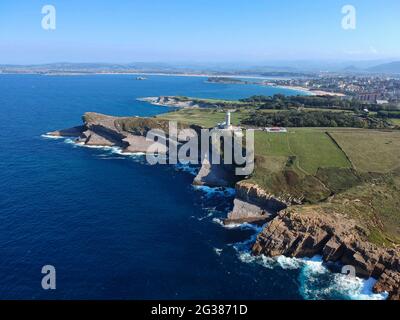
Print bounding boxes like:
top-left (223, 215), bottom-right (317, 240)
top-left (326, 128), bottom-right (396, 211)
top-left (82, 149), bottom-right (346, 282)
top-left (193, 158), bottom-right (239, 188)
top-left (46, 112), bottom-right (400, 300)
top-left (47, 112), bottom-right (172, 154)
top-left (47, 125), bottom-right (85, 137)
top-left (251, 205), bottom-right (400, 300)
top-left (225, 181), bottom-right (287, 225)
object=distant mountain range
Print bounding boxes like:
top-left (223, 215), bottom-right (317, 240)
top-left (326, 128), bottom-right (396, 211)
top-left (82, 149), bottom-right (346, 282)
top-left (1, 60), bottom-right (400, 76)
top-left (366, 61), bottom-right (400, 74)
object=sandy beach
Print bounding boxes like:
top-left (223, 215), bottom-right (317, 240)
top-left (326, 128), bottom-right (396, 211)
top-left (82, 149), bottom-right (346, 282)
top-left (274, 85), bottom-right (346, 97)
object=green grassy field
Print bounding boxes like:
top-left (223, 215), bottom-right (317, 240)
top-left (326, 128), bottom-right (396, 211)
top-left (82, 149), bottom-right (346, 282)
top-left (157, 109), bottom-right (252, 127)
top-left (319, 171), bottom-right (400, 246)
top-left (254, 128), bottom-right (400, 245)
top-left (257, 128), bottom-right (400, 246)
top-left (158, 108), bottom-right (398, 175)
top-left (254, 129), bottom-right (351, 175)
top-left (157, 107), bottom-right (400, 246)
top-left (158, 107), bottom-right (355, 128)
top-left (390, 118), bottom-right (400, 126)
top-left (329, 130), bottom-right (400, 173)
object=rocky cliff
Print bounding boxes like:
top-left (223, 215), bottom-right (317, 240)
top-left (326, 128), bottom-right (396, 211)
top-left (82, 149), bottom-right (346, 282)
top-left (47, 112), bottom-right (195, 153)
top-left (225, 181), bottom-right (288, 225)
top-left (47, 112), bottom-right (400, 299)
top-left (251, 204), bottom-right (400, 299)
top-left (193, 158), bottom-right (241, 188)
top-left (47, 112), bottom-right (237, 187)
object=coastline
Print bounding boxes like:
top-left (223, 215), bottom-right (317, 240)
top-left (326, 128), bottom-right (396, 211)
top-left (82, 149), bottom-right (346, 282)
top-left (274, 85), bottom-right (346, 97)
top-left (0, 71), bottom-right (272, 79)
top-left (42, 129), bottom-right (392, 301)
top-left (43, 110), bottom-right (400, 299)
top-left (0, 71), bottom-right (298, 83)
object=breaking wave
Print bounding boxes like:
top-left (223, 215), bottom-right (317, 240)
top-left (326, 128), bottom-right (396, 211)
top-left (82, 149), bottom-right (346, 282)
top-left (41, 134), bottom-right (65, 139)
top-left (61, 138), bottom-right (146, 159)
top-left (236, 248), bottom-right (388, 300)
top-left (299, 257), bottom-right (388, 300)
top-left (174, 162), bottom-right (199, 176)
top-left (193, 185), bottom-right (236, 198)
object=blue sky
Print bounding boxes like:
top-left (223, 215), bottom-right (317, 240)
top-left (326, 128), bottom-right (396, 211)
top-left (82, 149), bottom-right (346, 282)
top-left (0, 0), bottom-right (399, 64)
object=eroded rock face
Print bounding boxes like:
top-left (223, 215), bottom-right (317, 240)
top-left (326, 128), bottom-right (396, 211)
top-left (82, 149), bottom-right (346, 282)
top-left (47, 112), bottom-right (172, 154)
top-left (225, 182), bottom-right (287, 224)
top-left (374, 270), bottom-right (400, 300)
top-left (48, 125), bottom-right (86, 137)
top-left (48, 112), bottom-right (239, 187)
top-left (227, 198), bottom-right (274, 224)
top-left (252, 208), bottom-right (400, 300)
top-left (193, 158), bottom-right (238, 188)
top-left (236, 182), bottom-right (291, 209)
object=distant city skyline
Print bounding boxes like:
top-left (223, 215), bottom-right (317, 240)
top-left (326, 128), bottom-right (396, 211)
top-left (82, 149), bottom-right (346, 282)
top-left (1, 0), bottom-right (400, 64)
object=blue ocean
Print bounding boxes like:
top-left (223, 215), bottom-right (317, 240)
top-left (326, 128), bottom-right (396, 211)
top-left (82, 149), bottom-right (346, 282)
top-left (0, 74), bottom-right (385, 300)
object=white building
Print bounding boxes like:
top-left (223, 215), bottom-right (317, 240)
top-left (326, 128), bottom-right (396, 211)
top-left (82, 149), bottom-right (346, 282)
top-left (265, 127), bottom-right (287, 133)
top-left (217, 111), bottom-right (234, 129)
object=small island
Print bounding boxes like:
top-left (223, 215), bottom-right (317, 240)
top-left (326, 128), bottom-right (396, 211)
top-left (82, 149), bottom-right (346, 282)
top-left (207, 77), bottom-right (254, 85)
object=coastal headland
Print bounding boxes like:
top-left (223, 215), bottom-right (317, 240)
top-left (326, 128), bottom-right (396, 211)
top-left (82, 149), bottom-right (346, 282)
top-left (47, 94), bottom-right (400, 299)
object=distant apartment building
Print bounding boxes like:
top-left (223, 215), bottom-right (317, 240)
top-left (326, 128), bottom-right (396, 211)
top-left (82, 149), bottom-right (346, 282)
top-left (357, 92), bottom-right (381, 103)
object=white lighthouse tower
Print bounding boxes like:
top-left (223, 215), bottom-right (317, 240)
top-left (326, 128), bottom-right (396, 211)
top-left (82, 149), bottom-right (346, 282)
top-left (225, 111), bottom-right (232, 129)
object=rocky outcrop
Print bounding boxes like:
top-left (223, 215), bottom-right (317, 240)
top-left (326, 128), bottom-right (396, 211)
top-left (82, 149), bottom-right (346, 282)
top-left (47, 112), bottom-right (241, 187)
top-left (47, 125), bottom-right (85, 137)
top-left (193, 158), bottom-right (239, 188)
top-left (252, 207), bottom-right (400, 300)
top-left (235, 181), bottom-right (294, 208)
top-left (225, 181), bottom-right (288, 225)
top-left (47, 112), bottom-right (176, 154)
top-left (140, 96), bottom-right (218, 109)
top-left (140, 96), bottom-right (196, 108)
top-left (46, 113), bottom-right (400, 299)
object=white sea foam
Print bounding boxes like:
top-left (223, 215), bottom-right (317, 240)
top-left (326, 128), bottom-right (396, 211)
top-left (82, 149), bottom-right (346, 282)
top-left (299, 256), bottom-right (388, 300)
top-left (213, 248), bottom-right (223, 256)
top-left (96, 156), bottom-right (125, 160)
top-left (276, 255), bottom-right (303, 270)
top-left (197, 211), bottom-right (214, 221)
top-left (212, 218), bottom-right (262, 231)
top-left (61, 139), bottom-right (146, 159)
top-left (112, 149), bottom-right (146, 157)
top-left (237, 252), bottom-right (276, 269)
top-left (193, 185), bottom-right (236, 198)
top-left (41, 134), bottom-right (65, 139)
top-left (174, 163), bottom-right (199, 176)
top-left (212, 218), bottom-right (225, 227)
top-left (237, 251), bottom-right (388, 300)
top-left (64, 138), bottom-right (82, 145)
